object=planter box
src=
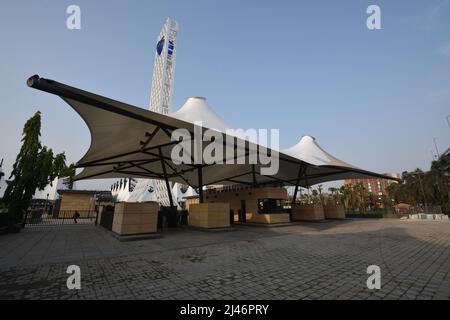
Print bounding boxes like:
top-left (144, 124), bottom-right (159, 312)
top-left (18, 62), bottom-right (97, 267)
top-left (188, 203), bottom-right (230, 229)
top-left (112, 202), bottom-right (159, 236)
top-left (249, 213), bottom-right (290, 224)
top-left (324, 204), bottom-right (345, 219)
top-left (291, 204), bottom-right (324, 221)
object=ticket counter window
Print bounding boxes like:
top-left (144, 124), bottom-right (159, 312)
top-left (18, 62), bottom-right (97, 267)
top-left (258, 199), bottom-right (288, 214)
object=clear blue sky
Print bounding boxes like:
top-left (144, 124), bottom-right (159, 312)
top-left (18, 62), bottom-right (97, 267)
top-left (1, 0), bottom-right (449, 190)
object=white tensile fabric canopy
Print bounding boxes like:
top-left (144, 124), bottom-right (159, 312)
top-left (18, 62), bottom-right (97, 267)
top-left (281, 135), bottom-right (388, 186)
top-left (27, 75), bottom-right (396, 196)
top-left (283, 135), bottom-right (357, 168)
top-left (170, 96), bottom-right (232, 133)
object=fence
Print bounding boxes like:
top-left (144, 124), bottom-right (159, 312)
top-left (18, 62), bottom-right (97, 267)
top-left (23, 209), bottom-right (97, 227)
top-left (23, 206), bottom-right (196, 229)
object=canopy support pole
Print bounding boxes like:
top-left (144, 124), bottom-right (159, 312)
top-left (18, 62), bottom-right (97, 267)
top-left (305, 173), bottom-right (311, 203)
top-left (252, 165), bottom-right (257, 187)
top-left (197, 165), bottom-right (204, 203)
top-left (158, 147), bottom-right (174, 208)
top-left (292, 164), bottom-right (306, 205)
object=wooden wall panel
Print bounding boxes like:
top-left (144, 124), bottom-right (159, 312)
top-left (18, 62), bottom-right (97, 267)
top-left (112, 202), bottom-right (159, 235)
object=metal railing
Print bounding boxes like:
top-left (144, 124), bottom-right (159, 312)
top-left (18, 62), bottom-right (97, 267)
top-left (23, 210), bottom-right (97, 227)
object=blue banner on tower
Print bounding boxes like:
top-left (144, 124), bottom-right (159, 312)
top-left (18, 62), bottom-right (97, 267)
top-left (168, 40), bottom-right (174, 56)
top-left (157, 37), bottom-right (165, 56)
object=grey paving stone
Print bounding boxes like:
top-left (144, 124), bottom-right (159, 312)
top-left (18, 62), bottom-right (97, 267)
top-left (0, 220), bottom-right (449, 300)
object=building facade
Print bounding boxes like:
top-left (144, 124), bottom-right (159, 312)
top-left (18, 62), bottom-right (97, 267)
top-left (344, 173), bottom-right (400, 199)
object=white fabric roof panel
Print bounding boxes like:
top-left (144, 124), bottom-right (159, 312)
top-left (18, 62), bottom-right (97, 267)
top-left (170, 97), bottom-right (231, 133)
top-left (27, 75), bottom-right (396, 189)
top-left (282, 135), bottom-right (394, 185)
top-left (283, 135), bottom-right (358, 169)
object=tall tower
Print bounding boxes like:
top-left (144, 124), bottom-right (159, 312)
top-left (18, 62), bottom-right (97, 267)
top-left (123, 18), bottom-right (179, 207)
top-left (111, 18), bottom-right (181, 207)
top-left (149, 17), bottom-right (179, 115)
top-left (148, 17), bottom-right (179, 207)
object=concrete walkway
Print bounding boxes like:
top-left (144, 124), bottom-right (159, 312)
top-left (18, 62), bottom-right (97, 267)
top-left (0, 219), bottom-right (449, 299)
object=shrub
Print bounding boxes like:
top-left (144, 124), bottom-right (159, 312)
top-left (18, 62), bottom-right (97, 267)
top-left (441, 202), bottom-right (450, 215)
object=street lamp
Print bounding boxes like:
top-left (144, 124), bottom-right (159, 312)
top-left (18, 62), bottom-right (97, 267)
top-left (446, 115), bottom-right (450, 130)
top-left (44, 193), bottom-right (49, 216)
top-left (433, 137), bottom-right (440, 159)
top-left (430, 150), bottom-right (436, 160)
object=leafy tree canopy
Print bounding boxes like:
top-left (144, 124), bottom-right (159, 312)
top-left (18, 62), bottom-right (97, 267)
top-left (3, 111), bottom-right (74, 225)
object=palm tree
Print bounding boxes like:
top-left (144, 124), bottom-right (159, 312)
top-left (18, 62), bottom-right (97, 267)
top-left (317, 184), bottom-right (324, 205)
top-left (353, 183), bottom-right (366, 212)
top-left (328, 187), bottom-right (339, 205)
top-left (311, 189), bottom-right (320, 204)
top-left (339, 184), bottom-right (354, 211)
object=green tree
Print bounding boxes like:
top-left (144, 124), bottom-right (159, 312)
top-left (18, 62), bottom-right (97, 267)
top-left (430, 155), bottom-right (450, 204)
top-left (386, 159), bottom-right (450, 214)
top-left (61, 163), bottom-right (76, 190)
top-left (311, 189), bottom-right (320, 204)
top-left (339, 184), bottom-right (353, 210)
top-left (328, 187), bottom-right (339, 205)
top-left (3, 112), bottom-right (73, 226)
top-left (317, 184), bottom-right (324, 205)
top-left (353, 182), bottom-right (367, 212)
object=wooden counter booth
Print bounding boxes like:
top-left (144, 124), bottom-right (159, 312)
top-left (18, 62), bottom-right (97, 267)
top-left (188, 186), bottom-right (290, 225)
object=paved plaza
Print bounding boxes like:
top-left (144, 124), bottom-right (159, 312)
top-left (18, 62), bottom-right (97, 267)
top-left (0, 219), bottom-right (449, 300)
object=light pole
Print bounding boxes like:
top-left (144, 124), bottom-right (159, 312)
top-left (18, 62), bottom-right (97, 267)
top-left (446, 115), bottom-right (450, 130)
top-left (430, 150), bottom-right (436, 160)
top-left (433, 137), bottom-right (440, 159)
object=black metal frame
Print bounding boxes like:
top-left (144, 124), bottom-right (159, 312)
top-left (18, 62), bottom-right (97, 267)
top-left (291, 164), bottom-right (306, 205)
top-left (159, 146), bottom-right (174, 207)
top-left (197, 165), bottom-right (204, 203)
